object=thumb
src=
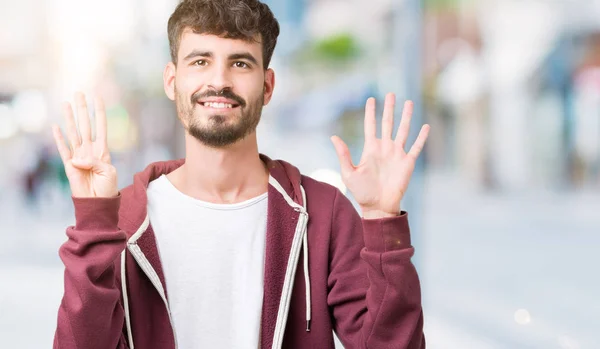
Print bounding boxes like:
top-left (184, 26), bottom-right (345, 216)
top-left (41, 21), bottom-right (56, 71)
top-left (71, 157), bottom-right (111, 174)
top-left (70, 157), bottom-right (94, 170)
top-left (330, 135), bottom-right (354, 175)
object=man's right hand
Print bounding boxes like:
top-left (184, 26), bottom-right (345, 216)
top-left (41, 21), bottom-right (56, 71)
top-left (52, 92), bottom-right (118, 198)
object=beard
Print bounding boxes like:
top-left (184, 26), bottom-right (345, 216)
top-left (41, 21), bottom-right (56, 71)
top-left (175, 86), bottom-right (264, 148)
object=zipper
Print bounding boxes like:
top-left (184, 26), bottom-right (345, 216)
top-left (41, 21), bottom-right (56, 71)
top-left (127, 242), bottom-right (179, 349)
top-left (271, 208), bottom-right (308, 349)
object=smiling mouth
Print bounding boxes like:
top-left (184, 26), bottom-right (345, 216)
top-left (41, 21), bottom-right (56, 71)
top-left (199, 101), bottom-right (240, 109)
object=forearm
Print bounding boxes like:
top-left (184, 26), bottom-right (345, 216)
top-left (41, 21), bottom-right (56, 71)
top-left (355, 215), bottom-right (425, 348)
top-left (329, 190), bottom-right (425, 349)
top-left (54, 196), bottom-right (128, 349)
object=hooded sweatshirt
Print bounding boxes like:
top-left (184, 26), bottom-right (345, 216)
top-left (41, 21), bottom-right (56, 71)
top-left (53, 155), bottom-right (425, 349)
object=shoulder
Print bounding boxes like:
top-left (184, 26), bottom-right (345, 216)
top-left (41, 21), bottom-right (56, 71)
top-left (119, 183), bottom-right (135, 204)
top-left (300, 175), bottom-right (363, 254)
top-left (301, 174), bottom-right (340, 203)
top-left (300, 174), bottom-right (356, 217)
top-left (116, 183), bottom-right (145, 236)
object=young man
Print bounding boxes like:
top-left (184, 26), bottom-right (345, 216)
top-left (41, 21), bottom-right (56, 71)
top-left (51, 0), bottom-right (429, 348)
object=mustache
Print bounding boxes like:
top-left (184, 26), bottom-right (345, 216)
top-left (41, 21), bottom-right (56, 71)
top-left (192, 89), bottom-right (246, 107)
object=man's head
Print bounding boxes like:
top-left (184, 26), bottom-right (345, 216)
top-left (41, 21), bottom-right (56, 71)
top-left (163, 0), bottom-right (280, 148)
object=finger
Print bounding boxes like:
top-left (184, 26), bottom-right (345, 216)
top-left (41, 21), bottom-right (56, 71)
top-left (75, 92), bottom-right (92, 143)
top-left (94, 95), bottom-right (107, 150)
top-left (330, 135), bottom-right (355, 175)
top-left (381, 93), bottom-right (395, 140)
top-left (407, 124), bottom-right (430, 160)
top-left (395, 100), bottom-right (414, 150)
top-left (52, 125), bottom-right (72, 164)
top-left (364, 97), bottom-right (376, 142)
top-left (63, 102), bottom-right (80, 150)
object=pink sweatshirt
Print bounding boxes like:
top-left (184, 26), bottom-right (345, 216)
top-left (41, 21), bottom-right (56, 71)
top-left (54, 155), bottom-right (425, 349)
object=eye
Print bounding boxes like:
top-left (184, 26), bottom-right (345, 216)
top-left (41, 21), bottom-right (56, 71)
top-left (234, 61), bottom-right (249, 69)
top-left (193, 60), bottom-right (207, 66)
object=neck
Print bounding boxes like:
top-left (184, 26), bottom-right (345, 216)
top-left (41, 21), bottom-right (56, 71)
top-left (168, 131), bottom-right (269, 204)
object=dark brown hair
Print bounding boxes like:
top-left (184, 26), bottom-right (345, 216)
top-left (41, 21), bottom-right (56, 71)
top-left (168, 0), bottom-right (280, 69)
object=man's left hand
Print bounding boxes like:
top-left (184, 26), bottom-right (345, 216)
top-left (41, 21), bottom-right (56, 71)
top-left (331, 93), bottom-right (430, 219)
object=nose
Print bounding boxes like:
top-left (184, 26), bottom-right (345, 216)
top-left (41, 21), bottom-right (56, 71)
top-left (206, 62), bottom-right (233, 91)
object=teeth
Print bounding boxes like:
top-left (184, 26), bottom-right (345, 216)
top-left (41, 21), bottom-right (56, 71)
top-left (203, 102), bottom-right (233, 109)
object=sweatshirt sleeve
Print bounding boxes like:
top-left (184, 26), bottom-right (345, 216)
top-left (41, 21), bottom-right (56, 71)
top-left (327, 189), bottom-right (425, 349)
top-left (53, 196), bottom-right (130, 349)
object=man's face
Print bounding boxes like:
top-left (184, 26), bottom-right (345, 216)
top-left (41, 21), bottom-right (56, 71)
top-left (164, 30), bottom-right (275, 147)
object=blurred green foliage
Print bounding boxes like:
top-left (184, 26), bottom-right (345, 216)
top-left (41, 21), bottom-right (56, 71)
top-left (311, 33), bottom-right (360, 62)
top-left (424, 0), bottom-right (466, 10)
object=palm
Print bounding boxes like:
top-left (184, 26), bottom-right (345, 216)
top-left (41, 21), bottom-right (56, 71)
top-left (52, 93), bottom-right (118, 198)
top-left (331, 93), bottom-right (429, 215)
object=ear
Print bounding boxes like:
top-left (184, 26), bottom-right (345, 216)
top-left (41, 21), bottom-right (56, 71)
top-left (263, 68), bottom-right (275, 105)
top-left (164, 62), bottom-right (177, 101)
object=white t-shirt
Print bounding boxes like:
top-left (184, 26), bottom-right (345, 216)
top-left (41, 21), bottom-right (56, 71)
top-left (147, 174), bottom-right (268, 349)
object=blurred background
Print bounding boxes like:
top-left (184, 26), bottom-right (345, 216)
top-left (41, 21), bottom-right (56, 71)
top-left (1, 0), bottom-right (599, 347)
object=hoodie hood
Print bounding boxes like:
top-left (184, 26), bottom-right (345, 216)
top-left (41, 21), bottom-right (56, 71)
top-left (118, 154), bottom-right (303, 234)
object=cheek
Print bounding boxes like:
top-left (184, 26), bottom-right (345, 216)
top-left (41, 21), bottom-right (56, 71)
top-left (240, 75), bottom-right (265, 96)
top-left (176, 69), bottom-right (204, 94)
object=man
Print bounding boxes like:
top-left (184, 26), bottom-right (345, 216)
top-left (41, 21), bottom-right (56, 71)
top-left (51, 0), bottom-right (429, 348)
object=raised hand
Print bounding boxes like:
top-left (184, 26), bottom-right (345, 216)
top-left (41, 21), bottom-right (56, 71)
top-left (331, 93), bottom-right (430, 219)
top-left (52, 92), bottom-right (118, 198)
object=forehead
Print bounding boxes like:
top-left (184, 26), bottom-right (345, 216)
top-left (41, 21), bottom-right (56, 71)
top-left (179, 29), bottom-right (262, 58)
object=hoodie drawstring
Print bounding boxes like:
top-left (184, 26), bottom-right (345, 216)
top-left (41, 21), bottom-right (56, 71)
top-left (300, 186), bottom-right (311, 332)
top-left (268, 176), bottom-right (313, 349)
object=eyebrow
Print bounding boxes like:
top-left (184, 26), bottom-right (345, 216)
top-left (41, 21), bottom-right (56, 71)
top-left (183, 50), bottom-right (212, 62)
top-left (182, 50), bottom-right (259, 66)
top-left (228, 53), bottom-right (259, 66)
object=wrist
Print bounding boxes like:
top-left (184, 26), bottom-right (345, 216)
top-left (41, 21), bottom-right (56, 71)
top-left (361, 209), bottom-right (399, 220)
top-left (73, 195), bottom-right (121, 230)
